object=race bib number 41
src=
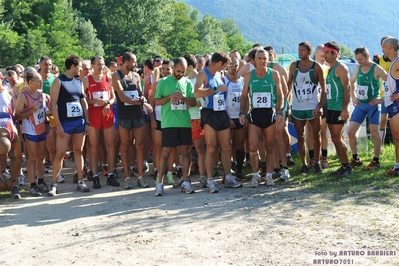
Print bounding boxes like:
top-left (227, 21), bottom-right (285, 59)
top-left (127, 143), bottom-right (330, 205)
top-left (66, 102), bottom-right (83, 118)
top-left (93, 91), bottom-right (109, 107)
top-left (252, 92), bottom-right (271, 108)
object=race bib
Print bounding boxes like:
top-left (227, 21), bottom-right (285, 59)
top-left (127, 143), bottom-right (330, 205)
top-left (213, 94), bottom-right (226, 111)
top-left (66, 102), bottom-right (83, 118)
top-left (93, 91), bottom-right (109, 107)
top-left (326, 84), bottom-right (332, 100)
top-left (171, 99), bottom-right (187, 110)
top-left (124, 90), bottom-right (139, 106)
top-left (356, 85), bottom-right (369, 100)
top-left (296, 84), bottom-right (316, 100)
top-left (33, 108), bottom-right (45, 125)
top-left (252, 92), bottom-right (271, 108)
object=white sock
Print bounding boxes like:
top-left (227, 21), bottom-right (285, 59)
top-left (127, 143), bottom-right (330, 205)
top-left (395, 162), bottom-right (399, 169)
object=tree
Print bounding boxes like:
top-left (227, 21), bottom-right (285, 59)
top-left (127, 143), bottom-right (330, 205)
top-left (196, 14), bottom-right (228, 54)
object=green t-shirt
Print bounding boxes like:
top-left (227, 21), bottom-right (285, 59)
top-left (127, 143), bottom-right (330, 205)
top-left (154, 75), bottom-right (193, 128)
top-left (326, 63), bottom-right (344, 111)
top-left (356, 63), bottom-right (380, 103)
top-left (42, 73), bottom-right (55, 95)
top-left (249, 68), bottom-right (277, 109)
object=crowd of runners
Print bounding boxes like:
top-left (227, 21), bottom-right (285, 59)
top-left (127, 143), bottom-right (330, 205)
top-left (1, 36), bottom-right (399, 199)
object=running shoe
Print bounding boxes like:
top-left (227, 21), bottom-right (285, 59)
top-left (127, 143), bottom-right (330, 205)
top-left (286, 155), bottom-right (295, 166)
top-left (181, 181), bottom-right (195, 194)
top-left (272, 170), bottom-right (281, 179)
top-left (86, 169), bottom-right (94, 181)
top-left (137, 177), bottom-right (150, 188)
top-left (250, 174), bottom-right (260, 188)
top-left (264, 175), bottom-right (275, 187)
top-left (224, 174), bottom-right (242, 188)
top-left (155, 183), bottom-right (164, 196)
top-left (37, 181), bottom-right (50, 193)
top-left (385, 167), bottom-right (399, 176)
top-left (48, 184), bottom-right (58, 196)
top-left (57, 174), bottom-right (65, 183)
top-left (30, 185), bottom-right (42, 196)
top-left (166, 174), bottom-right (175, 185)
top-left (364, 160), bottom-right (380, 171)
top-left (350, 158), bottom-right (363, 168)
top-left (321, 157), bottom-right (329, 169)
top-left (299, 164), bottom-right (309, 176)
top-left (11, 185), bottom-right (21, 199)
top-left (18, 174), bottom-right (26, 186)
top-left (314, 163), bottom-right (323, 174)
top-left (279, 168), bottom-right (290, 181)
top-left (125, 177), bottom-right (133, 190)
top-left (77, 180), bottom-right (90, 192)
top-left (106, 174), bottom-right (120, 187)
top-left (207, 178), bottom-right (219, 193)
top-left (93, 175), bottom-right (101, 189)
top-left (309, 158), bottom-right (316, 169)
top-left (199, 176), bottom-right (207, 188)
top-left (337, 165), bottom-right (352, 178)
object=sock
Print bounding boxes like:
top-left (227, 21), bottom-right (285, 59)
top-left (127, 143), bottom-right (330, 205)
top-left (273, 168), bottom-right (280, 173)
top-left (373, 157), bottom-right (379, 163)
top-left (395, 162), bottom-right (399, 169)
top-left (153, 168), bottom-right (157, 171)
top-left (342, 163), bottom-right (350, 168)
top-left (286, 153), bottom-right (292, 157)
top-left (167, 171), bottom-right (172, 176)
top-left (30, 183), bottom-right (36, 188)
top-left (322, 149), bottom-right (327, 157)
top-left (176, 165), bottom-right (182, 170)
top-left (353, 154), bottom-right (359, 161)
top-left (266, 172), bottom-right (273, 178)
top-left (309, 150), bottom-right (314, 159)
top-left (37, 178), bottom-right (44, 184)
top-left (108, 172), bottom-right (113, 177)
top-left (253, 172), bottom-right (259, 177)
top-left (236, 149), bottom-right (245, 173)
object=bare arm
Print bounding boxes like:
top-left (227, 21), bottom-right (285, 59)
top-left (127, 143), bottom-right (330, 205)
top-left (337, 63), bottom-right (351, 120)
top-left (14, 93), bottom-right (38, 121)
top-left (194, 70), bottom-right (213, 98)
top-left (49, 78), bottom-right (62, 127)
top-left (350, 65), bottom-right (360, 105)
top-left (111, 72), bottom-right (143, 105)
top-left (314, 63), bottom-right (327, 113)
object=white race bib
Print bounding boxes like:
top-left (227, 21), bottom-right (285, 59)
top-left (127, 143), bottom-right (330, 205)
top-left (213, 94), bottom-right (226, 111)
top-left (66, 102), bottom-right (83, 118)
top-left (356, 85), bottom-right (369, 100)
top-left (326, 84), bottom-right (332, 100)
top-left (93, 91), bottom-right (109, 107)
top-left (296, 84), bottom-right (316, 100)
top-left (33, 108), bottom-right (45, 125)
top-left (171, 99), bottom-right (187, 110)
top-left (252, 92), bottom-right (271, 108)
top-left (124, 90), bottom-right (139, 106)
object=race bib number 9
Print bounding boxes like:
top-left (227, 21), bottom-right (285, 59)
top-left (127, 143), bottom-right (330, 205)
top-left (252, 92), bottom-right (271, 108)
top-left (93, 91), bottom-right (109, 107)
top-left (356, 85), bottom-right (369, 100)
top-left (171, 99), bottom-right (187, 110)
top-left (124, 90), bottom-right (139, 106)
top-left (213, 94), bottom-right (226, 111)
top-left (33, 108), bottom-right (45, 125)
top-left (66, 102), bottom-right (83, 118)
top-left (326, 84), bottom-right (332, 100)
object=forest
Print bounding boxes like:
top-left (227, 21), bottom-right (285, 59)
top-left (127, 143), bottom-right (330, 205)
top-left (0, 0), bottom-right (252, 69)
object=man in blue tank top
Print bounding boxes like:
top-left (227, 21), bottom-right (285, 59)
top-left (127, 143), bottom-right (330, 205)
top-left (194, 52), bottom-right (243, 193)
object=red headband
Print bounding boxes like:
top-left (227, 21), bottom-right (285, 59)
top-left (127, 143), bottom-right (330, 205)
top-left (323, 46), bottom-right (339, 54)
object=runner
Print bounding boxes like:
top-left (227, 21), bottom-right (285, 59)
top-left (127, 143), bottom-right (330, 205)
top-left (348, 46), bottom-right (387, 170)
top-left (83, 55), bottom-right (117, 189)
top-left (112, 52), bottom-right (149, 189)
top-left (239, 49), bottom-right (284, 187)
top-left (381, 37), bottom-right (399, 174)
top-left (194, 52), bottom-right (243, 193)
top-left (0, 112), bottom-right (22, 199)
top-left (15, 72), bottom-right (50, 196)
top-left (287, 41), bottom-right (327, 175)
top-left (49, 55), bottom-right (90, 196)
top-left (154, 57), bottom-right (197, 196)
top-left (323, 41), bottom-right (352, 177)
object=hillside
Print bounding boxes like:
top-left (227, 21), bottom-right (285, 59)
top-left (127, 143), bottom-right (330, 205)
top-left (180, 0), bottom-right (399, 55)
